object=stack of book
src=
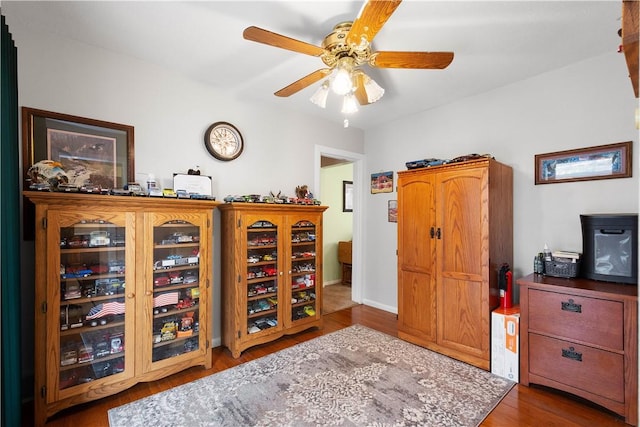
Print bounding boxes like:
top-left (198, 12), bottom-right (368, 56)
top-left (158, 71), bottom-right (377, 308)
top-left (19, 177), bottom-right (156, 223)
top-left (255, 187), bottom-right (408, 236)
top-left (551, 251), bottom-right (581, 263)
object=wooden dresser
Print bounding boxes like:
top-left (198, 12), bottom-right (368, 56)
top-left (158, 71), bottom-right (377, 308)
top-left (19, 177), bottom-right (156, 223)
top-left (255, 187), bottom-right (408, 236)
top-left (518, 273), bottom-right (638, 425)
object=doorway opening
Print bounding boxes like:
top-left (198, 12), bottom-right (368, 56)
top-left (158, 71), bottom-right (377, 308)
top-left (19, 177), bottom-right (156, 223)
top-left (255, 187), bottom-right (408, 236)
top-left (314, 145), bottom-right (365, 313)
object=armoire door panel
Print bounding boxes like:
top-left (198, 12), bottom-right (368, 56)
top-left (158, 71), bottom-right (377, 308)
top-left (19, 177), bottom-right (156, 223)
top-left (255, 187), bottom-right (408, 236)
top-left (437, 170), bottom-right (485, 277)
top-left (438, 277), bottom-right (484, 354)
top-left (398, 270), bottom-right (437, 341)
top-left (398, 178), bottom-right (435, 272)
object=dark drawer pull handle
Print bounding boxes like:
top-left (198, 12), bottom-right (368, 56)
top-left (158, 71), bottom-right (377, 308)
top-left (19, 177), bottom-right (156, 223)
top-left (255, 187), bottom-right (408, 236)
top-left (561, 299), bottom-right (582, 313)
top-left (562, 346), bottom-right (582, 362)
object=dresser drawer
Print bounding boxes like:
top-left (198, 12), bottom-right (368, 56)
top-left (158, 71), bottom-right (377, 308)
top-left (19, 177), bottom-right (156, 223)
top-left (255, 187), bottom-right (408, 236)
top-left (528, 289), bottom-right (623, 350)
top-left (529, 333), bottom-right (624, 402)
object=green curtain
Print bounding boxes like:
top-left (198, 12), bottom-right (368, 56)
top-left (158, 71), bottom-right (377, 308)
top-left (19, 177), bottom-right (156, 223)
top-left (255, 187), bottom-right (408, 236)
top-left (1, 13), bottom-right (23, 427)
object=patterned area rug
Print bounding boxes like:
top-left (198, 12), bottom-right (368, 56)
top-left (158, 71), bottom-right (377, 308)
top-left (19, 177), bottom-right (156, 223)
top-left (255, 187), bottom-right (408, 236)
top-left (108, 325), bottom-right (514, 427)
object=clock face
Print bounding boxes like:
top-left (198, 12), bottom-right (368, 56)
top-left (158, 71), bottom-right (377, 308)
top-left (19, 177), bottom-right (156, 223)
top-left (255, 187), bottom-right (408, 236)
top-left (204, 122), bottom-right (243, 161)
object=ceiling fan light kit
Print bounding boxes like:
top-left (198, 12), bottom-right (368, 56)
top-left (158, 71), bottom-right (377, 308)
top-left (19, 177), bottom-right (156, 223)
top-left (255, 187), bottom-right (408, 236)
top-left (243, 0), bottom-right (453, 118)
top-left (310, 81), bottom-right (330, 108)
top-left (331, 59), bottom-right (355, 96)
top-left (361, 73), bottom-right (385, 103)
top-left (341, 93), bottom-right (359, 114)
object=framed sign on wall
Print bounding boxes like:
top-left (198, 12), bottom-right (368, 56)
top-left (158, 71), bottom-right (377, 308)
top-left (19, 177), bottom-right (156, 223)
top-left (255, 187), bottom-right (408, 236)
top-left (534, 141), bottom-right (632, 185)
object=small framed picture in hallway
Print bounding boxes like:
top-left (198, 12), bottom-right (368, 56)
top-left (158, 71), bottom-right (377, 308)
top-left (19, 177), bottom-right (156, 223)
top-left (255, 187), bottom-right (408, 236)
top-left (343, 180), bottom-right (353, 212)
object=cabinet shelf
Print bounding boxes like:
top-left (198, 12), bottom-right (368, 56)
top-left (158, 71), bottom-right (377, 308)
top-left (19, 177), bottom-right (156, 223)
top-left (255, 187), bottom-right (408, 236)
top-left (152, 303), bottom-right (199, 319)
top-left (248, 308), bottom-right (277, 319)
top-left (291, 300), bottom-right (315, 309)
top-left (59, 351), bottom-right (124, 372)
top-left (61, 246), bottom-right (125, 254)
top-left (152, 331), bottom-right (200, 348)
top-left (152, 282), bottom-right (199, 292)
top-left (291, 271), bottom-right (315, 278)
top-left (60, 318), bottom-right (125, 337)
top-left (154, 242), bottom-right (200, 249)
top-left (60, 292), bottom-right (125, 305)
top-left (248, 292), bottom-right (277, 301)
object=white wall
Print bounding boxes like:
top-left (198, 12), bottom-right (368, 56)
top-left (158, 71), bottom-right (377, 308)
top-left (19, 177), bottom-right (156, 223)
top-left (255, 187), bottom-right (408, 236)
top-left (10, 24), bottom-right (365, 192)
top-left (363, 51), bottom-right (639, 310)
top-left (320, 163), bottom-right (353, 283)
top-left (8, 18), bottom-right (365, 388)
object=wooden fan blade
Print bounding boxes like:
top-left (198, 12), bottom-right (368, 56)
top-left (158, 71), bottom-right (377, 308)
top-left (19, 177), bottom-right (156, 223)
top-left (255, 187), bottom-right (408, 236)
top-left (275, 68), bottom-right (332, 97)
top-left (347, 0), bottom-right (402, 46)
top-left (353, 73), bottom-right (370, 105)
top-left (371, 51), bottom-right (454, 69)
top-left (243, 26), bottom-right (325, 57)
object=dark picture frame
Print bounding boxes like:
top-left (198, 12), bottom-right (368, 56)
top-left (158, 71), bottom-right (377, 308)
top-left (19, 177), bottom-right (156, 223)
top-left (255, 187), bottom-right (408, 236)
top-left (342, 180), bottom-right (353, 212)
top-left (22, 107), bottom-right (135, 189)
top-left (21, 107), bottom-right (135, 240)
top-left (534, 141), bottom-right (632, 185)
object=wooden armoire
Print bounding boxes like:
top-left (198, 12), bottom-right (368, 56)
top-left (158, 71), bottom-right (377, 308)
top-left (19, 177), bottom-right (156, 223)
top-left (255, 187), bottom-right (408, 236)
top-left (396, 158), bottom-right (513, 370)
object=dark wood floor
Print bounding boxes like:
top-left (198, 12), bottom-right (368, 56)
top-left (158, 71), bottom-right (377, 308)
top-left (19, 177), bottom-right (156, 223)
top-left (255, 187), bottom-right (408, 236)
top-left (25, 305), bottom-right (629, 426)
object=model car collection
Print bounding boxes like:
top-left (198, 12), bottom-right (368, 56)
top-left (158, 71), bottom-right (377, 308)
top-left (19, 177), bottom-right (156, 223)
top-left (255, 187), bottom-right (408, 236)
top-left (246, 252), bottom-right (277, 263)
top-left (247, 283), bottom-right (276, 297)
top-left (89, 230), bottom-right (110, 247)
top-left (160, 232), bottom-right (199, 245)
top-left (223, 193), bottom-right (321, 205)
top-left (292, 305), bottom-right (316, 320)
top-left (60, 233), bottom-right (126, 250)
top-left (248, 317), bottom-right (278, 334)
top-left (153, 255), bottom-right (199, 270)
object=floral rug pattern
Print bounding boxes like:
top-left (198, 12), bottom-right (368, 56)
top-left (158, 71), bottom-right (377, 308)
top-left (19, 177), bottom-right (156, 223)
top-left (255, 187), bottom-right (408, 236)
top-left (108, 325), bottom-right (514, 426)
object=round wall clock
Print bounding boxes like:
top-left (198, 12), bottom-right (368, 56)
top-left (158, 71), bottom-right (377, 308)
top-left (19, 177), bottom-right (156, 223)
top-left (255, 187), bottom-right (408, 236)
top-left (204, 121), bottom-right (244, 161)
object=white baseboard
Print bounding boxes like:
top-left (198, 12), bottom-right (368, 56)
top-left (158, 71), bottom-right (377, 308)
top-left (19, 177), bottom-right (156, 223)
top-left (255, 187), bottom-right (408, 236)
top-left (323, 279), bottom-right (342, 287)
top-left (362, 299), bottom-right (397, 315)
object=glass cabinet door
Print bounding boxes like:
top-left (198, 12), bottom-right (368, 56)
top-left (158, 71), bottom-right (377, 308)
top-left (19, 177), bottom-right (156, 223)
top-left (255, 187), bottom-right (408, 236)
top-left (53, 213), bottom-right (131, 394)
top-left (290, 219), bottom-right (318, 323)
top-left (245, 219), bottom-right (279, 335)
top-left (151, 220), bottom-right (203, 363)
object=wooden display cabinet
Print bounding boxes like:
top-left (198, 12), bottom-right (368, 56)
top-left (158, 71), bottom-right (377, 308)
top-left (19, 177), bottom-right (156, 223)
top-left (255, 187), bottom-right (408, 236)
top-left (26, 191), bottom-right (218, 425)
top-left (518, 273), bottom-right (638, 425)
top-left (218, 203), bottom-right (327, 358)
top-left (396, 159), bottom-right (513, 370)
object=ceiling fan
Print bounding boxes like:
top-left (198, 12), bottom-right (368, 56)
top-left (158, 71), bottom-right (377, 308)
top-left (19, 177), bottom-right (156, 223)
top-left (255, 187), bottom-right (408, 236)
top-left (242, 0), bottom-right (454, 109)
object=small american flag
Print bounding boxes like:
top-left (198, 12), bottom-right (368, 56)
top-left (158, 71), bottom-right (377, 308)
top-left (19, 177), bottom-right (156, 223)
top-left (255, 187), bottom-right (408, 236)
top-left (154, 292), bottom-right (179, 308)
top-left (86, 301), bottom-right (125, 320)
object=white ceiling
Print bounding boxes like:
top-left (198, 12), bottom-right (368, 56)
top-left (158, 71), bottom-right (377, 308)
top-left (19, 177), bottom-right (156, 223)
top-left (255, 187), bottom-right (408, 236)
top-left (3, 1), bottom-right (625, 130)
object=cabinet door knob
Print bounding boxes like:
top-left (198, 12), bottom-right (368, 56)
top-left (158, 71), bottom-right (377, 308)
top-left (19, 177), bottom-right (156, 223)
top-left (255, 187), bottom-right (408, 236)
top-left (127, 292), bottom-right (135, 299)
top-left (145, 290), bottom-right (152, 296)
top-left (436, 228), bottom-right (442, 239)
top-left (430, 227), bottom-right (435, 238)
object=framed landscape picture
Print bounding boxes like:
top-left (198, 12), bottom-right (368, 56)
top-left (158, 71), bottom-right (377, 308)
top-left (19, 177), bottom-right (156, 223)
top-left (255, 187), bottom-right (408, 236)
top-left (371, 171), bottom-right (393, 194)
top-left (22, 107), bottom-right (135, 189)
